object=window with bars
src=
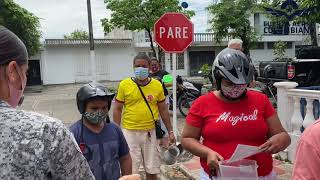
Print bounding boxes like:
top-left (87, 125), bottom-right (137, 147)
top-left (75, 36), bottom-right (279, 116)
top-left (252, 42), bottom-right (265, 49)
top-left (177, 53), bottom-right (185, 69)
top-left (145, 31), bottom-right (151, 42)
top-left (170, 53), bottom-right (185, 70)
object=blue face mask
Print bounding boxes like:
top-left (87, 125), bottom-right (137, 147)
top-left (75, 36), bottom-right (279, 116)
top-left (134, 67), bottom-right (149, 80)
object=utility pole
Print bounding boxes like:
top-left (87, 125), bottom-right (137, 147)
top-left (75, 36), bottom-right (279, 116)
top-left (87, 0), bottom-right (97, 82)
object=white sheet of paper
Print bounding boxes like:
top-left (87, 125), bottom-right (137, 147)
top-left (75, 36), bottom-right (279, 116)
top-left (227, 144), bottom-right (264, 163)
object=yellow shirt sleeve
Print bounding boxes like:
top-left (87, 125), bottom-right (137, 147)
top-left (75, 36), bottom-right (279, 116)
top-left (156, 81), bottom-right (166, 102)
top-left (116, 80), bottom-right (125, 102)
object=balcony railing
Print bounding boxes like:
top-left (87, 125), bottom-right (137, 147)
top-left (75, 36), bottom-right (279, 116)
top-left (275, 82), bottom-right (320, 162)
top-left (193, 33), bottom-right (215, 42)
top-left (133, 32), bottom-right (217, 44)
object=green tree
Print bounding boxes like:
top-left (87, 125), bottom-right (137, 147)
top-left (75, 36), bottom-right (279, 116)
top-left (64, 29), bottom-right (89, 40)
top-left (296, 0), bottom-right (319, 46)
top-left (0, 0), bottom-right (41, 56)
top-left (101, 0), bottom-right (195, 62)
top-left (273, 40), bottom-right (287, 60)
top-left (199, 64), bottom-right (212, 83)
top-left (207, 0), bottom-right (260, 56)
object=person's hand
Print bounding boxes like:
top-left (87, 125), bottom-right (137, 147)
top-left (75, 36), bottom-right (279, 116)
top-left (164, 83), bottom-right (173, 87)
top-left (168, 131), bottom-right (176, 145)
top-left (206, 150), bottom-right (224, 175)
top-left (119, 174), bottom-right (141, 180)
top-left (259, 132), bottom-right (288, 154)
top-left (249, 80), bottom-right (256, 88)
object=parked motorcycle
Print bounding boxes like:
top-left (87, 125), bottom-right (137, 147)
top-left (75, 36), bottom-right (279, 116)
top-left (168, 75), bottom-right (203, 117)
top-left (198, 70), bottom-right (214, 88)
top-left (251, 80), bottom-right (277, 107)
top-left (254, 66), bottom-right (277, 108)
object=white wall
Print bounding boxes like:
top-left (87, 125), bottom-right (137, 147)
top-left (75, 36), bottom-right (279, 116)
top-left (42, 47), bottom-right (77, 84)
top-left (250, 49), bottom-right (291, 64)
top-left (105, 27), bottom-right (132, 39)
top-left (42, 44), bottom-right (136, 85)
top-left (250, 43), bottom-right (295, 65)
top-left (96, 44), bottom-right (136, 81)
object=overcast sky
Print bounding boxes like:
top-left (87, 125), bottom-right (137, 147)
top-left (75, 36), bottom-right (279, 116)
top-left (14, 0), bottom-right (212, 39)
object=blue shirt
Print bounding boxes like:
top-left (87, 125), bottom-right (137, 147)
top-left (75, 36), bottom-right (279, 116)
top-left (70, 121), bottom-right (129, 180)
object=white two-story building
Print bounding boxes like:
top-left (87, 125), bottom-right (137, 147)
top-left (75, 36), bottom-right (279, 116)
top-left (27, 13), bottom-right (319, 86)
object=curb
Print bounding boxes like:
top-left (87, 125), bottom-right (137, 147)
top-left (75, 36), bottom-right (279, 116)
top-left (25, 85), bottom-right (44, 93)
top-left (160, 164), bottom-right (191, 180)
top-left (159, 174), bottom-right (167, 180)
top-left (178, 163), bottom-right (197, 180)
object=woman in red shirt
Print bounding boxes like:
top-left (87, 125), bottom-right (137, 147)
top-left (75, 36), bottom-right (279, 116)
top-left (181, 48), bottom-right (291, 180)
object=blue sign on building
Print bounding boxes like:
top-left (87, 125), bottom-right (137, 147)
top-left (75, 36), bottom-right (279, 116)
top-left (263, 0), bottom-right (316, 35)
top-left (263, 21), bottom-right (310, 35)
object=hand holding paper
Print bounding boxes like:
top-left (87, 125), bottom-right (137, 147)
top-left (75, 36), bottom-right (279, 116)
top-left (227, 144), bottom-right (265, 163)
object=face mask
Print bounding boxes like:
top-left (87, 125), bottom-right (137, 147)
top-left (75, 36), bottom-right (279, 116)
top-left (8, 64), bottom-right (27, 108)
top-left (151, 66), bottom-right (159, 73)
top-left (221, 83), bottom-right (247, 100)
top-left (83, 110), bottom-right (108, 125)
top-left (134, 67), bottom-right (149, 80)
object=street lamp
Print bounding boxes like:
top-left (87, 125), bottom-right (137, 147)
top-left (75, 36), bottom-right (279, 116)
top-left (87, 0), bottom-right (97, 82)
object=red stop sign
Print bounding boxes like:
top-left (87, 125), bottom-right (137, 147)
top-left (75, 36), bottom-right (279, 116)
top-left (154, 12), bottom-right (194, 53)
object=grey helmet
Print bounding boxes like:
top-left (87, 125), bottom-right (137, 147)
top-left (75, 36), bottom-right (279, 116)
top-left (212, 48), bottom-right (254, 89)
top-left (76, 82), bottom-right (115, 114)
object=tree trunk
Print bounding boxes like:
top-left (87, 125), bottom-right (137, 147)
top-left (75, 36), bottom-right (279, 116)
top-left (309, 23), bottom-right (318, 46)
top-left (240, 25), bottom-right (250, 56)
top-left (240, 35), bottom-right (250, 56)
top-left (242, 39), bottom-right (250, 56)
top-left (157, 46), bottom-right (163, 64)
top-left (145, 28), bottom-right (157, 58)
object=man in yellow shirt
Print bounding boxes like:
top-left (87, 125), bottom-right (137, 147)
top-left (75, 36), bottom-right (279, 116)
top-left (113, 53), bottom-right (176, 180)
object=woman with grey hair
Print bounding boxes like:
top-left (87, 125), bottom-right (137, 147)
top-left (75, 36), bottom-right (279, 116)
top-left (0, 26), bottom-right (94, 179)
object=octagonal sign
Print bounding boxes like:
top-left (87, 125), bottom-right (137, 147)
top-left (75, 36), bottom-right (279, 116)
top-left (154, 12), bottom-right (194, 53)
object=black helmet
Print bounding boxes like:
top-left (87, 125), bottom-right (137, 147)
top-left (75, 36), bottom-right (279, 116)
top-left (212, 48), bottom-right (254, 89)
top-left (76, 82), bottom-right (115, 114)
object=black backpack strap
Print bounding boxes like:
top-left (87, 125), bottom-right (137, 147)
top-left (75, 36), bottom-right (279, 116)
top-left (131, 78), bottom-right (155, 121)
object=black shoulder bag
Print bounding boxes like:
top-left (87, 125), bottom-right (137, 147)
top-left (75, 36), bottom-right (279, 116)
top-left (133, 78), bottom-right (165, 139)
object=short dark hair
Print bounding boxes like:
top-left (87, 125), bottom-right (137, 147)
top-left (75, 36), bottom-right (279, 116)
top-left (0, 26), bottom-right (28, 65)
top-left (150, 57), bottom-right (159, 63)
top-left (133, 53), bottom-right (150, 64)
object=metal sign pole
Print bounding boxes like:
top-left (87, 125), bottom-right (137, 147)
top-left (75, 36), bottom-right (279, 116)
top-left (154, 12), bottom-right (194, 139)
top-left (89, 51), bottom-right (96, 81)
top-left (172, 53), bottom-right (177, 137)
top-left (87, 0), bottom-right (96, 82)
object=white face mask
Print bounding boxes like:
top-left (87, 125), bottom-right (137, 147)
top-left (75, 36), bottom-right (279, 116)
top-left (134, 67), bottom-right (149, 80)
top-left (221, 83), bottom-right (247, 100)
